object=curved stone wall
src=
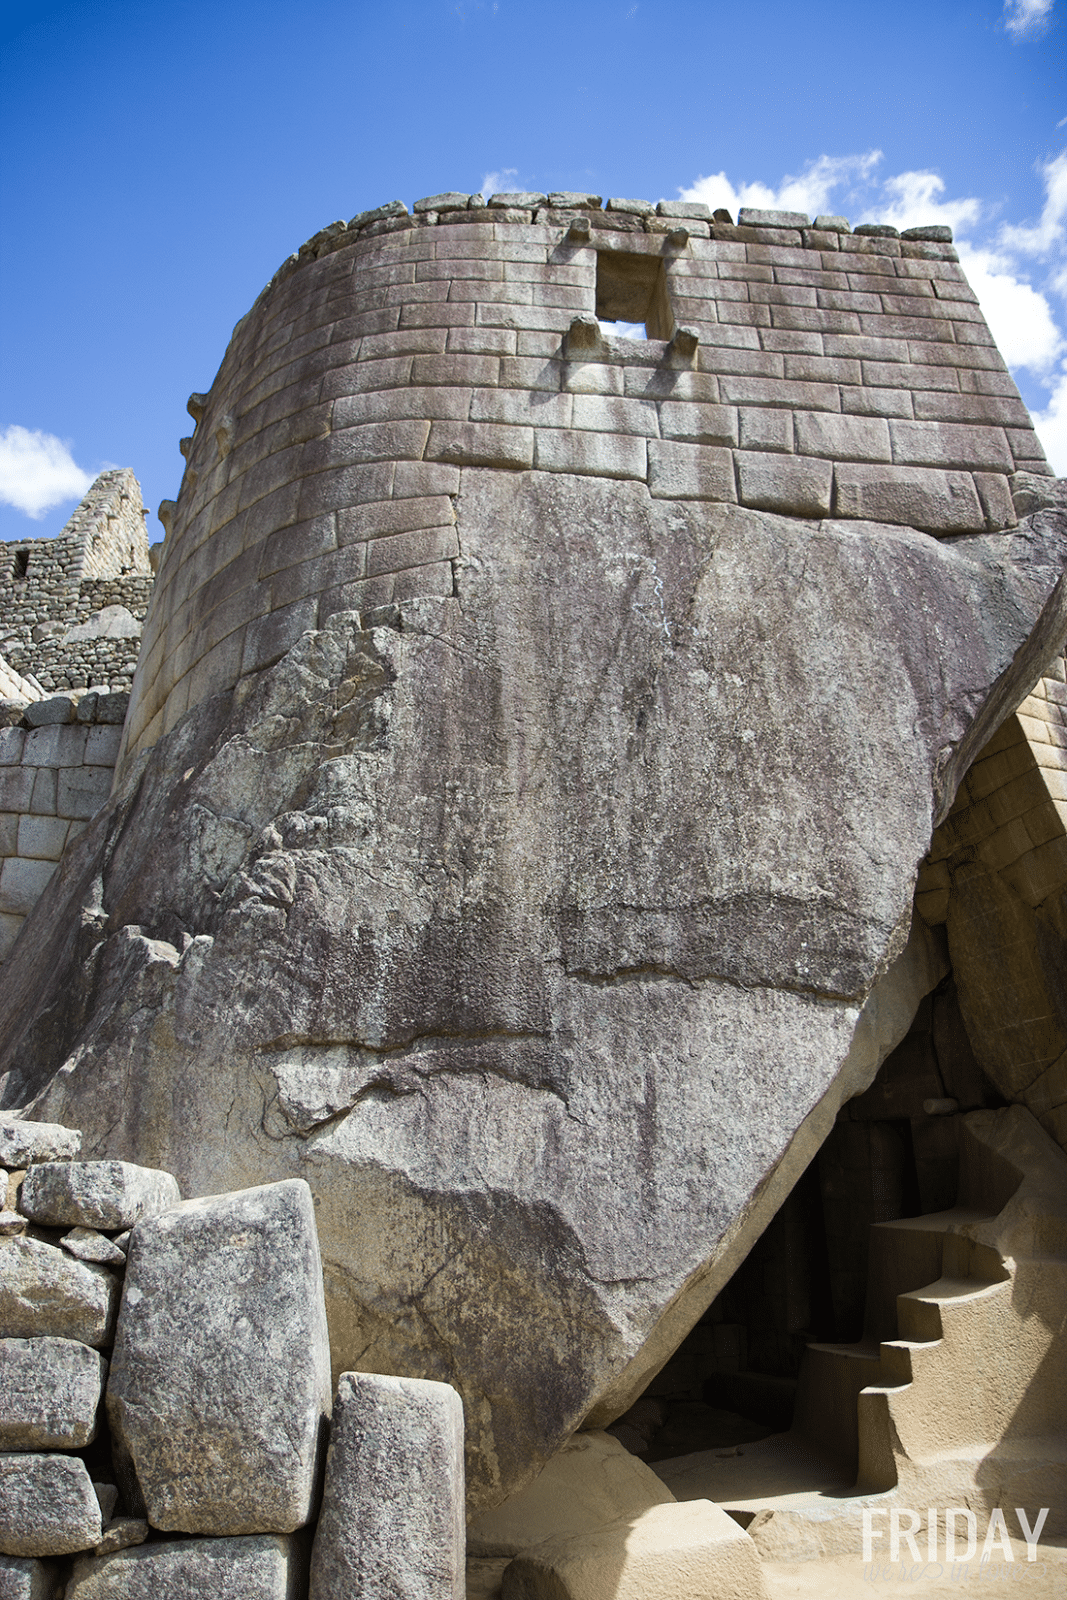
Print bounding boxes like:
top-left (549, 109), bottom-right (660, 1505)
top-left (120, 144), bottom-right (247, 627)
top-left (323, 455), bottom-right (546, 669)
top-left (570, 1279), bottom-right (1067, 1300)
top-left (121, 193), bottom-right (1050, 765)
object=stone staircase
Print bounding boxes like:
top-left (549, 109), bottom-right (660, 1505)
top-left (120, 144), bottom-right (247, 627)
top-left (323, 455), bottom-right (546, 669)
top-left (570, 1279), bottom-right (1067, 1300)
top-left (655, 1105), bottom-right (1067, 1555)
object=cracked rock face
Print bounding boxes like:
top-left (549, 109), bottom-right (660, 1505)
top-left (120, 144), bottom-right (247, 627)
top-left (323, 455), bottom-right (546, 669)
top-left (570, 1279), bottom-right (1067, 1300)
top-left (0, 472), bottom-right (1065, 1513)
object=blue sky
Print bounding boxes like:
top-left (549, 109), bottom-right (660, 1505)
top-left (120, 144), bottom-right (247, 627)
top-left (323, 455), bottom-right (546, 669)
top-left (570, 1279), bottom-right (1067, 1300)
top-left (1, 0), bottom-right (1064, 542)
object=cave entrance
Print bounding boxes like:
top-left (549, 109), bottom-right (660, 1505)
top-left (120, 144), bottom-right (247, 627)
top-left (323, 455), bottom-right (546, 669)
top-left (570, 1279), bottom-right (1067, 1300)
top-left (608, 972), bottom-right (1004, 1467)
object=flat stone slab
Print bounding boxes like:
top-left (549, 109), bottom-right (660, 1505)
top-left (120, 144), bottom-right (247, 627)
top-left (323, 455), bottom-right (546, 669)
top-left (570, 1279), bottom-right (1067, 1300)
top-left (467, 1431), bottom-right (675, 1557)
top-left (0, 1337), bottom-right (106, 1449)
top-left (310, 1372), bottom-right (464, 1600)
top-left (0, 1555), bottom-right (60, 1600)
top-left (66, 1535), bottom-right (305, 1600)
top-left (93, 1519), bottom-right (147, 1556)
top-left (19, 1163), bottom-right (178, 1231)
top-left (0, 1238), bottom-right (119, 1348)
top-left (59, 1230), bottom-right (126, 1267)
top-left (106, 1179), bottom-right (330, 1535)
top-left (0, 1454), bottom-right (102, 1558)
top-left (0, 1120), bottom-right (80, 1169)
top-left (500, 1499), bottom-right (769, 1600)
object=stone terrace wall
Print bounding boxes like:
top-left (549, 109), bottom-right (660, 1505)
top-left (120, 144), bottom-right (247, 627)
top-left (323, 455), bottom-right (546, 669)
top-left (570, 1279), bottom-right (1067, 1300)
top-left (0, 470), bottom-right (153, 696)
top-left (0, 692), bottom-right (127, 961)
top-left (121, 192), bottom-right (1051, 763)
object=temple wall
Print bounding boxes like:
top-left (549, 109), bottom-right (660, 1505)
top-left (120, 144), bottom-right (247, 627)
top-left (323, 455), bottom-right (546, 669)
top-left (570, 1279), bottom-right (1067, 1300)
top-left (122, 193), bottom-right (1049, 764)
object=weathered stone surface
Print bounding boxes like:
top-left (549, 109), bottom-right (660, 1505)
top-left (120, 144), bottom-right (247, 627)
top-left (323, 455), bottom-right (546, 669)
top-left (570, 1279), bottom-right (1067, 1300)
top-left (59, 1229), bottom-right (126, 1267)
top-left (106, 1180), bottom-right (329, 1534)
top-left (467, 1431), bottom-right (675, 1557)
top-left (66, 1536), bottom-right (305, 1600)
top-left (500, 1499), bottom-right (769, 1600)
top-left (0, 1337), bottom-right (106, 1449)
top-left (92, 1519), bottom-right (146, 1556)
top-left (309, 1372), bottom-right (464, 1600)
top-left (0, 1555), bottom-right (59, 1600)
top-left (0, 1239), bottom-right (118, 1347)
top-left (19, 1162), bottom-right (178, 1231)
top-left (0, 1454), bottom-right (101, 1557)
top-left (0, 1120), bottom-right (79, 1169)
top-left (1, 467), bottom-right (1065, 1516)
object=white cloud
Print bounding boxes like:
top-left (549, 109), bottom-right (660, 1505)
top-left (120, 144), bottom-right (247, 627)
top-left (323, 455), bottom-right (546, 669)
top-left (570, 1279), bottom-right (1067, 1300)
top-left (1003, 0), bottom-right (1054, 39)
top-left (0, 426), bottom-right (93, 520)
top-left (998, 151), bottom-right (1067, 257)
top-left (957, 244), bottom-right (1063, 372)
top-left (874, 170), bottom-right (982, 236)
top-left (679, 151), bottom-right (882, 222)
top-left (481, 167), bottom-right (518, 198)
top-left (1032, 368), bottom-right (1067, 473)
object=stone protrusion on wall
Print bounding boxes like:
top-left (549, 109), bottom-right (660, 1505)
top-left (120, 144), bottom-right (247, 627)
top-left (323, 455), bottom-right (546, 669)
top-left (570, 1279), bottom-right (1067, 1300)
top-left (121, 194), bottom-right (1051, 768)
top-left (0, 1116), bottom-right (466, 1600)
top-left (0, 692), bottom-right (129, 962)
top-left (0, 471), bottom-right (153, 697)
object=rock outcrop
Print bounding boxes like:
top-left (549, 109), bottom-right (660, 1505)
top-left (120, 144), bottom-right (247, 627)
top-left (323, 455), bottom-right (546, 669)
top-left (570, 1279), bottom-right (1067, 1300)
top-left (2, 481), bottom-right (1064, 1511)
top-left (1, 194), bottom-right (1065, 1516)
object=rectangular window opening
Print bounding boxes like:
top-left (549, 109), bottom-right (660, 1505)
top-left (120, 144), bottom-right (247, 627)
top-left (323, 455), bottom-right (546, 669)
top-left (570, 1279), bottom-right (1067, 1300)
top-left (595, 250), bottom-right (674, 342)
top-left (12, 550), bottom-right (29, 581)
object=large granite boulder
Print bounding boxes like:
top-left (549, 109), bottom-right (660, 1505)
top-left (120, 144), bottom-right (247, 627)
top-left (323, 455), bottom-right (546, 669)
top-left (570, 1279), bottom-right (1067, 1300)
top-left (0, 472), bottom-right (1065, 1513)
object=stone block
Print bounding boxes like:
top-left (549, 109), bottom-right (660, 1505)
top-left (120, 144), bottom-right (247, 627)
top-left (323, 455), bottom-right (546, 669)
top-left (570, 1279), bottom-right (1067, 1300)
top-left (393, 462), bottom-right (462, 498)
top-left (0, 860), bottom-right (55, 920)
top-left (0, 1120), bottom-right (80, 1168)
top-left (736, 452), bottom-right (832, 518)
top-left (366, 526), bottom-right (459, 578)
top-left (794, 411), bottom-right (892, 463)
top-left (833, 463), bottom-right (985, 533)
top-left (0, 1455), bottom-right (101, 1558)
top-left (0, 814), bottom-right (15, 857)
top-left (0, 1338), bottom-right (106, 1450)
top-left (0, 1238), bottom-right (119, 1348)
top-left (426, 422), bottom-right (533, 471)
top-left (570, 395), bottom-right (659, 437)
top-left (66, 1536), bottom-right (305, 1600)
top-left (0, 772), bottom-right (34, 815)
top-left (738, 409), bottom-right (793, 453)
top-left (840, 385), bottom-right (914, 419)
top-left (738, 206), bottom-right (810, 229)
top-left (862, 360), bottom-right (958, 391)
top-left (647, 441), bottom-right (735, 501)
top-left (106, 1180), bottom-right (330, 1535)
top-left (470, 390), bottom-right (573, 429)
top-left (718, 376), bottom-right (839, 412)
top-left (500, 1499), bottom-right (769, 1600)
top-left (973, 472), bottom-right (1017, 531)
top-left (0, 918), bottom-right (23, 962)
top-left (14, 818), bottom-right (68, 864)
top-left (60, 1229), bottom-right (126, 1267)
top-left (55, 767), bottom-right (111, 822)
top-left (0, 732), bottom-right (25, 767)
top-left (23, 725), bottom-right (87, 769)
top-left (530, 426), bottom-right (645, 480)
top-left (241, 598), bottom-right (320, 677)
top-left (889, 419), bottom-right (1013, 473)
top-left (22, 698), bottom-right (74, 729)
top-left (92, 693), bottom-right (130, 728)
top-left (0, 1555), bottom-right (60, 1600)
top-left (467, 1432), bottom-right (675, 1558)
top-left (654, 402), bottom-right (737, 446)
top-left (309, 1372), bottom-right (464, 1600)
top-left (20, 1163), bottom-right (179, 1232)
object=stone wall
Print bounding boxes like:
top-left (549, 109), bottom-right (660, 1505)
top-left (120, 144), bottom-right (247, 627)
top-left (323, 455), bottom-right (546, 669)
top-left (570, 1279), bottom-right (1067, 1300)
top-left (917, 650), bottom-right (1067, 1148)
top-left (0, 693), bottom-right (127, 961)
top-left (0, 470), bottom-right (153, 696)
top-left (122, 192), bottom-right (1049, 763)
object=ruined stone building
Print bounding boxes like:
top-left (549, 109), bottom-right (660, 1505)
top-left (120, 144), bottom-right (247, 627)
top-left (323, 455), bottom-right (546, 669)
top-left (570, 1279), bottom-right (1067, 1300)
top-left (0, 191), bottom-right (1065, 1597)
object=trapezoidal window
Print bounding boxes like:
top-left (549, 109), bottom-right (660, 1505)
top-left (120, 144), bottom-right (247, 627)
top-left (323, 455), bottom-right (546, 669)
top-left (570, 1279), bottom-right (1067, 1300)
top-left (595, 250), bottom-right (674, 342)
top-left (11, 550), bottom-right (29, 581)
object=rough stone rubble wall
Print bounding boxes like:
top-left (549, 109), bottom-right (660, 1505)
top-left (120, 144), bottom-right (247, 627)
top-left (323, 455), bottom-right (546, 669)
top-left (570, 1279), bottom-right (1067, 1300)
top-left (0, 470), bottom-right (153, 695)
top-left (0, 695), bottom-right (127, 960)
top-left (123, 193), bottom-right (1049, 763)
